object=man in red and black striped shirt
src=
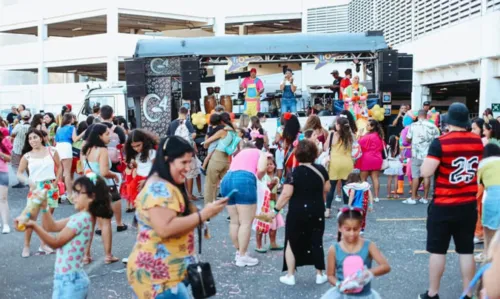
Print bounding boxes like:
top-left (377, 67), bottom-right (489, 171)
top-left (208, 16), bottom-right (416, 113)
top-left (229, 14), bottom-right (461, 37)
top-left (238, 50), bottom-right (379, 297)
top-left (418, 103), bottom-right (483, 299)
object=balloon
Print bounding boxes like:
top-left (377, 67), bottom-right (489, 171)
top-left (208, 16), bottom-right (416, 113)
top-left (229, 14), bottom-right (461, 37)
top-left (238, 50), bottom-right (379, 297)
top-left (191, 112), bottom-right (207, 128)
top-left (373, 104), bottom-right (381, 110)
top-left (196, 123), bottom-right (205, 130)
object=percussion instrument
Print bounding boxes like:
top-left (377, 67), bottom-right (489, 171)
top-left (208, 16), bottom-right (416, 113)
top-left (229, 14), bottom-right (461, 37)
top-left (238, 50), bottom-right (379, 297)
top-left (219, 95), bottom-right (233, 113)
top-left (206, 87), bottom-right (214, 96)
top-left (233, 98), bottom-right (245, 106)
top-left (214, 86), bottom-right (221, 94)
top-left (310, 86), bottom-right (322, 90)
top-left (204, 95), bottom-right (216, 114)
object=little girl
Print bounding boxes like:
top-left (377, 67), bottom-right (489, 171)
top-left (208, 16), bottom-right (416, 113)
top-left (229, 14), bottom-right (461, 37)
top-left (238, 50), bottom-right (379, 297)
top-left (322, 209), bottom-right (390, 299)
top-left (343, 173), bottom-right (374, 234)
top-left (255, 157), bottom-right (284, 253)
top-left (19, 173), bottom-right (113, 298)
top-left (383, 135), bottom-right (403, 198)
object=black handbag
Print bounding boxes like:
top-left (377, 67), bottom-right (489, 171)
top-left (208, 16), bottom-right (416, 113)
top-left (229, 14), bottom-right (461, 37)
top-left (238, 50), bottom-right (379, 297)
top-left (187, 224), bottom-right (216, 299)
top-left (108, 183), bottom-right (121, 202)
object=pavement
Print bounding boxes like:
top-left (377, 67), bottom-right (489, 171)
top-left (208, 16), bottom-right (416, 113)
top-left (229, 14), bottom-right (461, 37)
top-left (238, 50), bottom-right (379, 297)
top-left (0, 168), bottom-right (481, 299)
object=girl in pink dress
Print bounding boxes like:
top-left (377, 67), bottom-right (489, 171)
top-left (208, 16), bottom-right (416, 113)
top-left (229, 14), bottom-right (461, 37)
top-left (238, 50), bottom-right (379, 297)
top-left (355, 120), bottom-right (385, 202)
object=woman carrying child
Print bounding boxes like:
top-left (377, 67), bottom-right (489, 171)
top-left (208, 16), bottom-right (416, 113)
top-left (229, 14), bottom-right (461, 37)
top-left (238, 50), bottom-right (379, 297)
top-left (321, 209), bottom-right (390, 299)
top-left (17, 173), bottom-right (113, 299)
top-left (201, 113), bottom-right (225, 175)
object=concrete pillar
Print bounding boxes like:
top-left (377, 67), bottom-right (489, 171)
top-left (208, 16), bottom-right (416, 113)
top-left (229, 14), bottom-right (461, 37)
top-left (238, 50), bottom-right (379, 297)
top-left (479, 58), bottom-right (500, 115)
top-left (106, 6), bottom-right (119, 84)
top-left (37, 21), bottom-right (48, 111)
top-left (411, 71), bottom-right (431, 110)
top-left (238, 25), bottom-right (247, 35)
top-left (213, 15), bottom-right (226, 92)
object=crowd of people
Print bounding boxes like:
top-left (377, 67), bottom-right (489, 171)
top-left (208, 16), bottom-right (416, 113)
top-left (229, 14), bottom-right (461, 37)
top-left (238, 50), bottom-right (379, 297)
top-left (1, 100), bottom-right (500, 299)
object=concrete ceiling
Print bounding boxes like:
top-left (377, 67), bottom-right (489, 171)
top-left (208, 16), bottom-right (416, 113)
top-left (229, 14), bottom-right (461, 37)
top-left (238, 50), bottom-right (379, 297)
top-left (225, 19), bottom-right (301, 35)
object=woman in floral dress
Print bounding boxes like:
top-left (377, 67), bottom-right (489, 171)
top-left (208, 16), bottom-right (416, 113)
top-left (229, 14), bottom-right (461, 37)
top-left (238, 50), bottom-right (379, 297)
top-left (127, 136), bottom-right (228, 299)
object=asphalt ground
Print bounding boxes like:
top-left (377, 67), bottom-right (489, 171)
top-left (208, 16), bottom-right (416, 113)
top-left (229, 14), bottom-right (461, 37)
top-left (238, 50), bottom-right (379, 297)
top-left (0, 168), bottom-right (480, 299)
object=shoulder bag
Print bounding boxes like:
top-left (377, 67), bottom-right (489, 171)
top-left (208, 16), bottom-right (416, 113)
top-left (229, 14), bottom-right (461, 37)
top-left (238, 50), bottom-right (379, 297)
top-left (301, 163), bottom-right (326, 185)
top-left (187, 223), bottom-right (216, 299)
top-left (381, 141), bottom-right (389, 170)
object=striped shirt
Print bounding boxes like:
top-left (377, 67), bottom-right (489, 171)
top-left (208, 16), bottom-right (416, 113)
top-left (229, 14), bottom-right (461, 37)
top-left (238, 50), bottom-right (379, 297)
top-left (427, 131), bottom-right (483, 206)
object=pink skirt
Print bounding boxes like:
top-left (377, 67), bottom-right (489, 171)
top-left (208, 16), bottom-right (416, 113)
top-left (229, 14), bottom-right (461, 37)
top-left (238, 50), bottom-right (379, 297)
top-left (270, 213), bottom-right (285, 230)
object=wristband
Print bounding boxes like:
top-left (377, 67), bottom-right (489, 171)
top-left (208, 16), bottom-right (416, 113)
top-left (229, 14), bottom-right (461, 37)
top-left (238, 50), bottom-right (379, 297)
top-left (41, 209), bottom-right (48, 214)
top-left (273, 207), bottom-right (280, 214)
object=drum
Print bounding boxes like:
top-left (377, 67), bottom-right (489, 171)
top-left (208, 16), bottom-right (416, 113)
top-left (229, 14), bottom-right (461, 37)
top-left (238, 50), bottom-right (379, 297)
top-left (206, 87), bottom-right (214, 96)
top-left (214, 86), bottom-right (221, 94)
top-left (204, 95), bottom-right (216, 114)
top-left (219, 95), bottom-right (233, 113)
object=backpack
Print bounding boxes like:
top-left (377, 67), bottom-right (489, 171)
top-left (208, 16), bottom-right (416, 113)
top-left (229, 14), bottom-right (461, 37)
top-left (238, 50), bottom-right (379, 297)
top-left (107, 125), bottom-right (121, 163)
top-left (221, 130), bottom-right (241, 156)
top-left (174, 120), bottom-right (192, 144)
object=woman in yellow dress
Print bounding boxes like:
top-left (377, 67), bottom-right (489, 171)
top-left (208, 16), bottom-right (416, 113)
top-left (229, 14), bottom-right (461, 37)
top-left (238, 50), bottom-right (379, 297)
top-left (127, 136), bottom-right (228, 299)
top-left (324, 116), bottom-right (354, 217)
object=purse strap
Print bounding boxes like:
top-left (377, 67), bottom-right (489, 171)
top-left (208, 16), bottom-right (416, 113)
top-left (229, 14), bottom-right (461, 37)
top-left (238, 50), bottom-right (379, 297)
top-left (301, 163), bottom-right (325, 185)
top-left (196, 224), bottom-right (203, 255)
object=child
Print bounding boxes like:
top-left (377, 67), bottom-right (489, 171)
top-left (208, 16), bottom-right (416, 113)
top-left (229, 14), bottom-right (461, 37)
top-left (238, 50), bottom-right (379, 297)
top-left (343, 173), bottom-right (374, 233)
top-left (304, 129), bottom-right (322, 162)
top-left (249, 116), bottom-right (268, 151)
top-left (384, 135), bottom-right (403, 198)
top-left (18, 173), bottom-right (113, 299)
top-left (123, 129), bottom-right (157, 212)
top-left (201, 114), bottom-right (225, 174)
top-left (322, 209), bottom-right (390, 299)
top-left (255, 157), bottom-right (284, 253)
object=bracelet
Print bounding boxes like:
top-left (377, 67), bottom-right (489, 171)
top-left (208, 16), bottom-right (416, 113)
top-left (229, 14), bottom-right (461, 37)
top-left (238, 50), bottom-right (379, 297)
top-left (196, 211), bottom-right (202, 225)
top-left (273, 207), bottom-right (281, 214)
top-left (41, 209), bottom-right (48, 214)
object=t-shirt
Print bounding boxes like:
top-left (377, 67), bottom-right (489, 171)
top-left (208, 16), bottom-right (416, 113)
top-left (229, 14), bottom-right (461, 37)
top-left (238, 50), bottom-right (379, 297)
top-left (55, 125), bottom-right (74, 143)
top-left (83, 122), bottom-right (126, 144)
top-left (166, 118), bottom-right (195, 137)
top-left (407, 120), bottom-right (440, 160)
top-left (6, 112), bottom-right (17, 124)
top-left (55, 211), bottom-right (92, 274)
top-left (241, 77), bottom-right (264, 92)
top-left (427, 131), bottom-right (483, 206)
top-left (229, 148), bottom-right (261, 174)
top-left (340, 78), bottom-right (351, 96)
top-left (332, 76), bottom-right (343, 99)
top-left (11, 122), bottom-right (30, 155)
top-left (136, 149), bottom-right (156, 177)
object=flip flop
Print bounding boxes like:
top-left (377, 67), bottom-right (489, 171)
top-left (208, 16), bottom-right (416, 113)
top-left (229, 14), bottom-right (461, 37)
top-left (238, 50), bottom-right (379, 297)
top-left (105, 256), bottom-right (119, 264)
top-left (255, 248), bottom-right (268, 253)
top-left (83, 255), bottom-right (93, 265)
top-left (270, 246), bottom-right (284, 251)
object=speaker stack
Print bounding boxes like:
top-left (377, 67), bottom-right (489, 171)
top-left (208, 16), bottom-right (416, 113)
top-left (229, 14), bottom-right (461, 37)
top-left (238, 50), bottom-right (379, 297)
top-left (124, 59), bottom-right (147, 98)
top-left (180, 59), bottom-right (201, 111)
top-left (377, 49), bottom-right (413, 94)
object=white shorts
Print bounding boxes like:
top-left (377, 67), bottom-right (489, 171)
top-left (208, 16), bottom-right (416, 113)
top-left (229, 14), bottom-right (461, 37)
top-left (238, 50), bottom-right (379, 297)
top-left (55, 142), bottom-right (73, 160)
top-left (275, 148), bottom-right (284, 170)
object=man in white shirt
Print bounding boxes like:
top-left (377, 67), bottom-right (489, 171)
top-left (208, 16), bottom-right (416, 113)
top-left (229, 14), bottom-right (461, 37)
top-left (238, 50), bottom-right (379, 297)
top-left (403, 109), bottom-right (440, 204)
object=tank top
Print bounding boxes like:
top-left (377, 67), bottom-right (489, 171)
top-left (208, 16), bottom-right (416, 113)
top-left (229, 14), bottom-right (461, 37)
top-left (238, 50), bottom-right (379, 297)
top-left (26, 148), bottom-right (56, 182)
top-left (83, 147), bottom-right (112, 183)
top-left (334, 239), bottom-right (372, 295)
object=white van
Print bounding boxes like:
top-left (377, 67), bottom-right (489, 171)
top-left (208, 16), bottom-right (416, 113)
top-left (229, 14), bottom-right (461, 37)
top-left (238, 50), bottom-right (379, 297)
top-left (78, 85), bottom-right (139, 129)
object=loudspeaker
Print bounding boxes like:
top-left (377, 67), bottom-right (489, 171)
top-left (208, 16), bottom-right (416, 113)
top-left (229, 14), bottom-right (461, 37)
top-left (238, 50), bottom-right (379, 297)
top-left (181, 59), bottom-right (201, 101)
top-left (125, 59), bottom-right (147, 98)
top-left (378, 49), bottom-right (398, 63)
top-left (398, 55), bottom-right (413, 69)
top-left (398, 69), bottom-right (413, 81)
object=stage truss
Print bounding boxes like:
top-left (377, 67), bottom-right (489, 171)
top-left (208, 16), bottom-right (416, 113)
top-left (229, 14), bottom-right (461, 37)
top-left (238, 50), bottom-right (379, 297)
top-left (199, 52), bottom-right (378, 66)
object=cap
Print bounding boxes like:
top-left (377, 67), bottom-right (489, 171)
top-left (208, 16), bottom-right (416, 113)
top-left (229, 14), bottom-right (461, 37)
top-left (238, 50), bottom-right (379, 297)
top-left (21, 110), bottom-right (30, 120)
top-left (250, 68), bottom-right (257, 74)
top-left (330, 70), bottom-right (339, 75)
top-left (66, 104), bottom-right (72, 110)
top-left (423, 101), bottom-right (431, 106)
top-left (447, 102), bottom-right (470, 129)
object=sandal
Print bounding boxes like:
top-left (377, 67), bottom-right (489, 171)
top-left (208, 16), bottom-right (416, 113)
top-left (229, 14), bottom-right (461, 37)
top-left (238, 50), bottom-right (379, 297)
top-left (83, 255), bottom-right (93, 265)
top-left (105, 256), bottom-right (119, 264)
top-left (255, 248), bottom-right (268, 253)
top-left (270, 245), bottom-right (284, 251)
top-left (21, 247), bottom-right (30, 258)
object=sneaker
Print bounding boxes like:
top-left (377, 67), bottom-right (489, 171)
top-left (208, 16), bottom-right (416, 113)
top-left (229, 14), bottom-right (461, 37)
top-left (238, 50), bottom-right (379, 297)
top-left (334, 196), bottom-right (342, 202)
top-left (122, 258), bottom-right (128, 264)
top-left (279, 274), bottom-right (296, 286)
top-left (2, 225), bottom-right (10, 234)
top-left (402, 198), bottom-right (417, 205)
top-left (235, 251), bottom-right (240, 261)
top-left (226, 216), bottom-right (230, 222)
top-left (474, 252), bottom-right (485, 263)
top-left (117, 224), bottom-right (128, 232)
top-left (374, 197), bottom-right (380, 203)
top-left (360, 229), bottom-right (365, 235)
top-left (474, 237), bottom-right (484, 244)
top-left (206, 218), bottom-right (210, 224)
top-left (419, 198), bottom-right (429, 204)
top-left (316, 273), bottom-right (328, 284)
top-left (235, 254), bottom-right (259, 267)
top-left (419, 291), bottom-right (440, 299)
top-left (324, 209), bottom-right (331, 218)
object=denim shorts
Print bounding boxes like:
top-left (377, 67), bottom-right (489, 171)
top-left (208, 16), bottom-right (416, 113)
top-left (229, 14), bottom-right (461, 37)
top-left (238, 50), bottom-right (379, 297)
top-left (0, 172), bottom-right (8, 187)
top-left (53, 270), bottom-right (89, 299)
top-left (221, 170), bottom-right (257, 205)
top-left (483, 186), bottom-right (500, 230)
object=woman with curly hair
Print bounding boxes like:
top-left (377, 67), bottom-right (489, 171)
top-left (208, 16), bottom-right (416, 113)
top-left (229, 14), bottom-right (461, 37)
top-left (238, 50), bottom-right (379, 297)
top-left (303, 115), bottom-right (328, 145)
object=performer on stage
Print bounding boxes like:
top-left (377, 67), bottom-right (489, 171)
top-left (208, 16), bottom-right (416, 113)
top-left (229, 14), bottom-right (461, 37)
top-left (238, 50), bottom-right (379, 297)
top-left (240, 68), bottom-right (264, 117)
top-left (280, 69), bottom-right (297, 113)
top-left (340, 68), bottom-right (352, 98)
top-left (329, 70), bottom-right (343, 99)
top-left (343, 75), bottom-right (368, 119)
